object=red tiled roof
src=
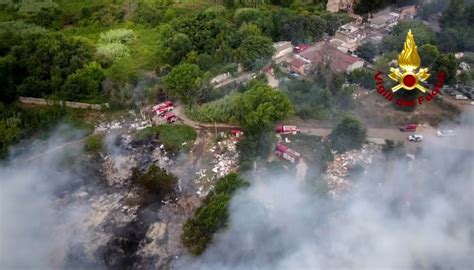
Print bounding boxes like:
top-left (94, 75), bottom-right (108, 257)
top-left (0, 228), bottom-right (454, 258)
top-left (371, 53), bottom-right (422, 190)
top-left (299, 42), bottom-right (363, 72)
top-left (291, 58), bottom-right (306, 68)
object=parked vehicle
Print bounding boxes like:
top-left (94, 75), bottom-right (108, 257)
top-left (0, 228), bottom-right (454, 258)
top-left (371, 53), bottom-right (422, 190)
top-left (436, 129), bottom-right (455, 137)
top-left (275, 125), bottom-right (299, 135)
top-left (275, 143), bottom-right (301, 163)
top-left (288, 71), bottom-right (300, 79)
top-left (408, 134), bottom-right (423, 142)
top-left (400, 124), bottom-right (417, 132)
top-left (455, 94), bottom-right (468, 100)
top-left (293, 44), bottom-right (309, 54)
top-left (152, 101), bottom-right (173, 112)
top-left (164, 112), bottom-right (176, 123)
top-left (230, 129), bottom-right (244, 138)
top-left (155, 106), bottom-right (174, 116)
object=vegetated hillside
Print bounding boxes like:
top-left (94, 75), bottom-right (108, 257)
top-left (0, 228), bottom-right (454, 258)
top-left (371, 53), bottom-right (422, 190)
top-left (0, 0), bottom-right (349, 106)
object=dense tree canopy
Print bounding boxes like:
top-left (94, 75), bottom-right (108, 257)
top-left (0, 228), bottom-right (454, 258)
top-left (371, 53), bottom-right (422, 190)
top-left (235, 84), bottom-right (293, 134)
top-left (181, 173), bottom-right (248, 255)
top-left (164, 64), bottom-right (205, 106)
top-left (329, 115), bottom-right (367, 153)
top-left (0, 22), bottom-right (94, 103)
top-left (356, 42), bottom-right (379, 63)
top-left (382, 21), bottom-right (436, 53)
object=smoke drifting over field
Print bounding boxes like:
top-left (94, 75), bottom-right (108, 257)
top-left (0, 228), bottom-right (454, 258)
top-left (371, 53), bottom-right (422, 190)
top-left (0, 128), bottom-right (94, 269)
top-left (177, 112), bottom-right (474, 270)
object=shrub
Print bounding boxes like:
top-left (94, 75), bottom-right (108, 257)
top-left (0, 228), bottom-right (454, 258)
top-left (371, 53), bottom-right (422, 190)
top-left (99, 28), bottom-right (136, 44)
top-left (84, 134), bottom-right (104, 153)
top-left (134, 125), bottom-right (197, 152)
top-left (96, 43), bottom-right (130, 65)
top-left (135, 126), bottom-right (160, 142)
top-left (186, 94), bottom-right (239, 123)
top-left (131, 164), bottom-right (178, 198)
top-left (181, 173), bottom-right (248, 255)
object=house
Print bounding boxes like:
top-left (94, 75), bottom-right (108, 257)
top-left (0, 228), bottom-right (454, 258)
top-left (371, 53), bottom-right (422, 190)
top-left (290, 57), bottom-right (310, 75)
top-left (326, 0), bottom-right (355, 13)
top-left (273, 41), bottom-right (293, 63)
top-left (332, 23), bottom-right (367, 53)
top-left (298, 42), bottom-right (364, 73)
top-left (369, 13), bottom-right (399, 29)
top-left (398, 5), bottom-right (417, 20)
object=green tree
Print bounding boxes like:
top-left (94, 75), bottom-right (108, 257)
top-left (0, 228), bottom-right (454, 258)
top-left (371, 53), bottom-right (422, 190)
top-left (164, 63), bottom-right (205, 106)
top-left (61, 62), bottom-right (105, 102)
top-left (432, 53), bottom-right (458, 84)
top-left (235, 84), bottom-right (293, 134)
top-left (438, 28), bottom-right (463, 52)
top-left (236, 34), bottom-right (274, 70)
top-left (0, 55), bottom-right (18, 103)
top-left (348, 67), bottom-right (374, 89)
top-left (355, 0), bottom-right (387, 14)
top-left (280, 14), bottom-right (327, 44)
top-left (132, 164), bottom-right (178, 198)
top-left (181, 173), bottom-right (248, 255)
top-left (356, 42), bottom-right (379, 63)
top-left (382, 21), bottom-right (436, 52)
top-left (441, 0), bottom-right (465, 28)
top-left (329, 115), bottom-right (367, 153)
top-left (418, 44), bottom-right (440, 66)
top-left (320, 12), bottom-right (351, 36)
top-left (161, 32), bottom-right (193, 66)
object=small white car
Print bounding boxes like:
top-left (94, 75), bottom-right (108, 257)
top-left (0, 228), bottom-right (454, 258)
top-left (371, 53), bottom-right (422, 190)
top-left (455, 94), bottom-right (468, 100)
top-left (436, 130), bottom-right (455, 137)
top-left (408, 134), bottom-right (423, 142)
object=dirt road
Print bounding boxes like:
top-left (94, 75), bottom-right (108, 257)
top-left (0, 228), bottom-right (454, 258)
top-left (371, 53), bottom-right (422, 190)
top-left (176, 105), bottom-right (474, 153)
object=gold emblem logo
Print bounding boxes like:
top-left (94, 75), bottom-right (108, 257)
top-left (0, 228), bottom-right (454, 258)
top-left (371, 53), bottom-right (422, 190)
top-left (389, 30), bottom-right (430, 92)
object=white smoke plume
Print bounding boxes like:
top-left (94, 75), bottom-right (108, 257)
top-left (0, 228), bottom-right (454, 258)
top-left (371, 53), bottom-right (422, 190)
top-left (0, 127), bottom-right (95, 269)
top-left (176, 110), bottom-right (474, 270)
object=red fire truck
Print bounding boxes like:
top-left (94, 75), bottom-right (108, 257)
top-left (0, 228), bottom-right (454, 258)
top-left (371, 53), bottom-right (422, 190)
top-left (152, 101), bottom-right (173, 115)
top-left (275, 125), bottom-right (300, 135)
top-left (275, 143), bottom-right (301, 163)
top-left (164, 112), bottom-right (177, 123)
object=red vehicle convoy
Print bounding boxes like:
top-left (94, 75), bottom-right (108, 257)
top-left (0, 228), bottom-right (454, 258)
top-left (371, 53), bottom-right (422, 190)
top-left (399, 124), bottom-right (417, 132)
top-left (275, 125), bottom-right (300, 135)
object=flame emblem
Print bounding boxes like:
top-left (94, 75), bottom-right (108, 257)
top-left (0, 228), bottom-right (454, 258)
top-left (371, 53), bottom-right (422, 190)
top-left (389, 30), bottom-right (430, 92)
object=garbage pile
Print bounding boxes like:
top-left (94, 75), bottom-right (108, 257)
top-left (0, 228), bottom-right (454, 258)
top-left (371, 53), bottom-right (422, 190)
top-left (95, 112), bottom-right (151, 134)
top-left (194, 139), bottom-right (239, 197)
top-left (211, 139), bottom-right (238, 177)
top-left (324, 143), bottom-right (380, 198)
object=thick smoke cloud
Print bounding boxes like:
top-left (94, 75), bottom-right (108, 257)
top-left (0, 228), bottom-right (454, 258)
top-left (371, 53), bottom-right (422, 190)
top-left (0, 127), bottom-right (92, 269)
top-left (177, 111), bottom-right (474, 270)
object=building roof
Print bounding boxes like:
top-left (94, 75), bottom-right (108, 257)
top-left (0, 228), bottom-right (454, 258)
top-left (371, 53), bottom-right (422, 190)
top-left (370, 13), bottom-right (398, 25)
top-left (291, 57), bottom-right (306, 68)
top-left (299, 42), bottom-right (363, 72)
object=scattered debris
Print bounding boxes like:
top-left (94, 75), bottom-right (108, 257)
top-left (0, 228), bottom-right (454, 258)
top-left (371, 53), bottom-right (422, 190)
top-left (193, 138), bottom-right (239, 197)
top-left (324, 143), bottom-right (381, 198)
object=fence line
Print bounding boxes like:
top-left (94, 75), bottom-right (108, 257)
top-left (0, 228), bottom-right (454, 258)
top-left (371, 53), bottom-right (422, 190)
top-left (19, 97), bottom-right (109, 110)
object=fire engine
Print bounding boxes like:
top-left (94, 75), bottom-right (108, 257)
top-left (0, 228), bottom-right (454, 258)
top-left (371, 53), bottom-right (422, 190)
top-left (275, 143), bottom-right (301, 163)
top-left (275, 125), bottom-right (300, 135)
top-left (152, 101), bottom-right (173, 115)
top-left (164, 112), bottom-right (176, 123)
